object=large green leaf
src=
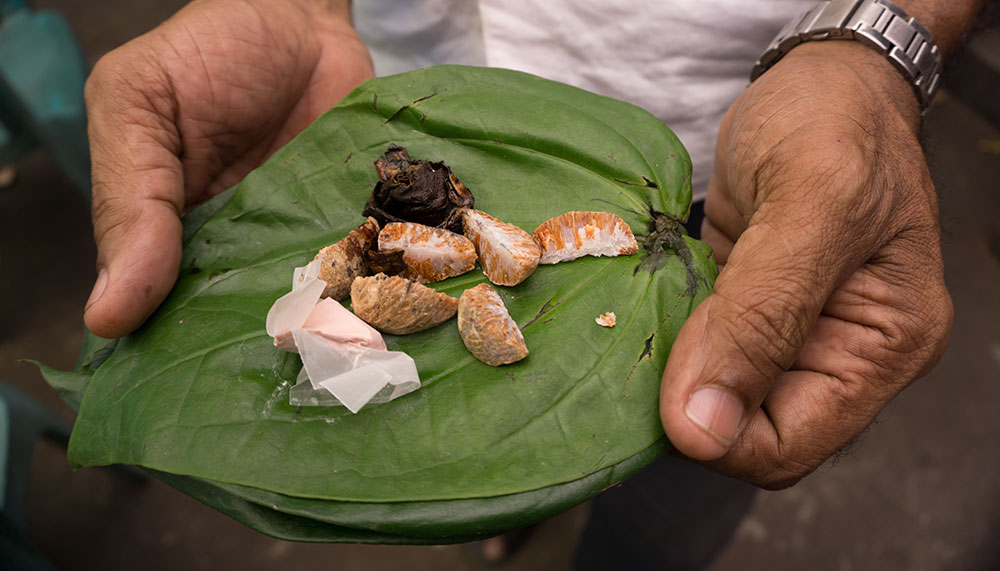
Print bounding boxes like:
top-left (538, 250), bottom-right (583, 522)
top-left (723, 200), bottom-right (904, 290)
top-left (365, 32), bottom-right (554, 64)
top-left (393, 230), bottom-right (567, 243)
top-left (38, 325), bottom-right (671, 541)
top-left (59, 66), bottom-right (715, 535)
top-left (153, 437), bottom-right (666, 544)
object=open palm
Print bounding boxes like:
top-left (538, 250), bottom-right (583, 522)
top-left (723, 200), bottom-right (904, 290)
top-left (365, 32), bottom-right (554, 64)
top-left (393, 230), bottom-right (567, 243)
top-left (84, 0), bottom-right (373, 337)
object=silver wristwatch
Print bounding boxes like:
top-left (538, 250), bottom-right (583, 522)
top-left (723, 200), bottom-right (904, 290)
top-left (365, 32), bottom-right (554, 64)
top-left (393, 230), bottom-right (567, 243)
top-left (751, 0), bottom-right (942, 113)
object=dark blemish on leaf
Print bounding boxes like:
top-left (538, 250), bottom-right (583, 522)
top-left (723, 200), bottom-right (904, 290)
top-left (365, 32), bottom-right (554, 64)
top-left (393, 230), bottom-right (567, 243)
top-left (383, 105), bottom-right (411, 124)
top-left (523, 297), bottom-right (563, 329)
top-left (188, 267), bottom-right (202, 275)
top-left (295, 406), bottom-right (302, 421)
top-left (608, 154), bottom-right (616, 162)
top-left (613, 177), bottom-right (657, 188)
top-left (291, 200), bottom-right (301, 205)
top-left (204, 239), bottom-right (211, 245)
top-left (344, 153), bottom-right (353, 164)
top-left (372, 92), bottom-right (378, 111)
top-left (383, 95), bottom-right (434, 125)
top-left (639, 333), bottom-right (654, 362)
top-left (419, 114), bottom-right (426, 124)
top-left (591, 197), bottom-right (644, 218)
top-left (83, 343), bottom-right (117, 372)
top-left (613, 178), bottom-right (638, 187)
top-left (624, 333), bottom-right (655, 389)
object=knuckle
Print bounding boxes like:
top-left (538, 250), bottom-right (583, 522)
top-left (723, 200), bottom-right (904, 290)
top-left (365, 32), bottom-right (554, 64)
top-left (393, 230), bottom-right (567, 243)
top-left (873, 278), bottom-right (954, 383)
top-left (83, 51), bottom-right (120, 101)
top-left (733, 445), bottom-right (812, 490)
top-left (716, 286), bottom-right (812, 375)
top-left (91, 193), bottom-right (140, 247)
top-left (85, 48), bottom-right (143, 106)
top-left (85, 42), bottom-right (175, 122)
top-left (757, 445), bottom-right (826, 490)
top-left (758, 125), bottom-right (898, 239)
top-left (912, 284), bottom-right (954, 372)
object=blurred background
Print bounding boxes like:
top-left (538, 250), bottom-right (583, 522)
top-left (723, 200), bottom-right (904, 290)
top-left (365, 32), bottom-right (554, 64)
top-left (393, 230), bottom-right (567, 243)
top-left (1, 1), bottom-right (998, 569)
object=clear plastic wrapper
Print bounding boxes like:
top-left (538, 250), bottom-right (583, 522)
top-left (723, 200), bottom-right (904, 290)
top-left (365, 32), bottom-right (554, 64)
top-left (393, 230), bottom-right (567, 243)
top-left (265, 259), bottom-right (420, 413)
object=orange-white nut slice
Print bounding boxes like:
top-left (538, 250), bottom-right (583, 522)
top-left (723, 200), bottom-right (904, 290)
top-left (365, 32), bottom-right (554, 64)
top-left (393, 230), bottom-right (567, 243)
top-left (313, 217), bottom-right (380, 300)
top-left (377, 222), bottom-right (477, 283)
top-left (532, 211), bottom-right (638, 264)
top-left (595, 312), bottom-right (617, 327)
top-left (461, 208), bottom-right (540, 286)
top-left (350, 273), bottom-right (458, 335)
top-left (458, 283), bottom-right (528, 366)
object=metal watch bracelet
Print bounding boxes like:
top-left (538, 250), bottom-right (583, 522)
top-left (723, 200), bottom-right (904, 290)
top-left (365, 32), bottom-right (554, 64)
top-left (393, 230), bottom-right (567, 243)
top-left (751, 0), bottom-right (942, 113)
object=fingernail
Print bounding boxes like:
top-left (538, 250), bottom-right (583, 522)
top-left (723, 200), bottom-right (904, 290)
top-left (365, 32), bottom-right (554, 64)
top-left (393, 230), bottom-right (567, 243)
top-left (86, 268), bottom-right (108, 311)
top-left (685, 386), bottom-right (745, 447)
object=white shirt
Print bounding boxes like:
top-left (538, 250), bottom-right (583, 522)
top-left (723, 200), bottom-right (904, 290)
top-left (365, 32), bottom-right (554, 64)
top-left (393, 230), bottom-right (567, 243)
top-left (353, 0), bottom-right (812, 199)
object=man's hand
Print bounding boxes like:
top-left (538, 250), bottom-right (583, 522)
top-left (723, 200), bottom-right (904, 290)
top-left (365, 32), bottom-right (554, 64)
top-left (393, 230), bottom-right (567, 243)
top-left (83, 0), bottom-right (373, 338)
top-left (659, 41), bottom-right (954, 488)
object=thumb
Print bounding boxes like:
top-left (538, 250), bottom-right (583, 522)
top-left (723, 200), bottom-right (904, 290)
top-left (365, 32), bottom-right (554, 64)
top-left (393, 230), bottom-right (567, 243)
top-left (660, 194), bottom-right (867, 462)
top-left (83, 53), bottom-right (185, 338)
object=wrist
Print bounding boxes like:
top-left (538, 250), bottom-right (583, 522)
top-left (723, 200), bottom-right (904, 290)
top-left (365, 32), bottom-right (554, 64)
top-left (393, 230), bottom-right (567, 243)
top-left (752, 0), bottom-right (948, 117)
top-left (779, 41), bottom-right (921, 130)
top-left (890, 0), bottom-right (985, 59)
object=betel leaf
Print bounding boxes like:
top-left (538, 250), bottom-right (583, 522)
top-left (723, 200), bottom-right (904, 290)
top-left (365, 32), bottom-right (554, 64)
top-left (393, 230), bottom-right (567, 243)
top-left (61, 66), bottom-right (715, 529)
top-left (41, 325), bottom-right (671, 541)
top-left (210, 438), bottom-right (666, 540)
top-left (151, 437), bottom-right (666, 544)
top-left (30, 360), bottom-right (92, 412)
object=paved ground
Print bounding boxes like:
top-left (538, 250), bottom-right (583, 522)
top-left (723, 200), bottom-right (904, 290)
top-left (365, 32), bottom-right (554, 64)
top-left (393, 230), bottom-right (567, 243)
top-left (2, 2), bottom-right (999, 570)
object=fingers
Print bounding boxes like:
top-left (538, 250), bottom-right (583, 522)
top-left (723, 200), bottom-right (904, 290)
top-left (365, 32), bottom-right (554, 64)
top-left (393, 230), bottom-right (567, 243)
top-left (697, 259), bottom-right (951, 489)
top-left (660, 39), bottom-right (953, 487)
top-left (662, 213), bottom-right (835, 457)
top-left (660, 133), bottom-right (883, 464)
top-left (663, 142), bottom-right (949, 486)
top-left (83, 49), bottom-right (185, 338)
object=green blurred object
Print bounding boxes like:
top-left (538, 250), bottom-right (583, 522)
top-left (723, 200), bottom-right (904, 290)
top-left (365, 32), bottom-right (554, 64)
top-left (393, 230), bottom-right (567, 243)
top-left (0, 0), bottom-right (89, 195)
top-left (0, 1), bottom-right (27, 18)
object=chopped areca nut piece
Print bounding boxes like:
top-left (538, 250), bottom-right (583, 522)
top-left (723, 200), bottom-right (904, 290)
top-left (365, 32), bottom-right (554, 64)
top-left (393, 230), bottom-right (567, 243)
top-left (312, 217), bottom-right (380, 300)
top-left (532, 211), bottom-right (638, 264)
top-left (595, 312), bottom-right (617, 327)
top-left (378, 222), bottom-right (478, 283)
top-left (350, 273), bottom-right (458, 335)
top-left (461, 208), bottom-right (540, 286)
top-left (458, 283), bottom-right (529, 366)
